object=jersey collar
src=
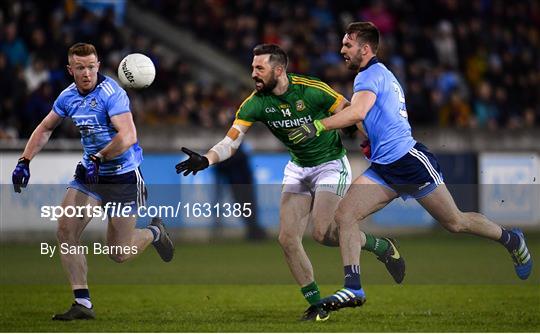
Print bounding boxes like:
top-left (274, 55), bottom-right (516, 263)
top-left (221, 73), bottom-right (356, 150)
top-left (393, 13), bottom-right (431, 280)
top-left (77, 73), bottom-right (106, 96)
top-left (358, 56), bottom-right (379, 73)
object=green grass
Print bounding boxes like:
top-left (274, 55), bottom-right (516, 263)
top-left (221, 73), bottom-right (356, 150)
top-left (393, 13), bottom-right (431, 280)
top-left (1, 233), bottom-right (539, 331)
top-left (1, 284), bottom-right (538, 332)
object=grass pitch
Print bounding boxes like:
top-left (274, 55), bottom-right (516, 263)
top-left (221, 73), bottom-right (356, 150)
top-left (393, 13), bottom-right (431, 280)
top-left (1, 232), bottom-right (539, 332)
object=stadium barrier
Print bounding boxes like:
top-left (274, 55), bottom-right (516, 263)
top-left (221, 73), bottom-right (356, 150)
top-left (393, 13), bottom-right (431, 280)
top-left (1, 151), bottom-right (539, 240)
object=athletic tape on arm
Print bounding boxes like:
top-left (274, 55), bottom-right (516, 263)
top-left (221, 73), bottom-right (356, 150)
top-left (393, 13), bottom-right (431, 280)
top-left (209, 125), bottom-right (245, 162)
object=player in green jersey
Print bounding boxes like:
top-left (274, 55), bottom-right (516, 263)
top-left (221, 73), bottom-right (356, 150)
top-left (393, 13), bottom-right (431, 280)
top-left (175, 44), bottom-right (404, 321)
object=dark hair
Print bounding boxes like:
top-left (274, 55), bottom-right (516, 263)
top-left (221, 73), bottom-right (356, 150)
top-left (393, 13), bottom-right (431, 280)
top-left (345, 22), bottom-right (380, 53)
top-left (253, 44), bottom-right (288, 69)
top-left (68, 42), bottom-right (98, 60)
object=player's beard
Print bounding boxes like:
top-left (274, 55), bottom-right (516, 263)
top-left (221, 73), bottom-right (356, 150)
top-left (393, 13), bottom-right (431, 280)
top-left (254, 73), bottom-right (278, 93)
top-left (346, 52), bottom-right (363, 71)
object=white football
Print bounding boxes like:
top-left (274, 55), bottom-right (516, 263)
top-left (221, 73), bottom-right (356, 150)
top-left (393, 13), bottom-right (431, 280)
top-left (117, 53), bottom-right (156, 89)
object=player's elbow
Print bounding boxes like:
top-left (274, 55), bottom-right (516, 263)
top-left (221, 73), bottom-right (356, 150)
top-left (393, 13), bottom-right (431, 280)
top-left (355, 110), bottom-right (367, 122)
top-left (126, 135), bottom-right (137, 147)
top-left (119, 131), bottom-right (137, 147)
top-left (34, 122), bottom-right (54, 140)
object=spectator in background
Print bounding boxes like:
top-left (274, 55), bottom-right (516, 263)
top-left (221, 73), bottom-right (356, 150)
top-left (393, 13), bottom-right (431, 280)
top-left (436, 65), bottom-right (464, 101)
top-left (2, 0), bottom-right (540, 138)
top-left (433, 21), bottom-right (459, 69)
top-left (1, 22), bottom-right (29, 67)
top-left (311, 0), bottom-right (335, 30)
top-left (440, 90), bottom-right (472, 128)
top-left (28, 28), bottom-right (52, 61)
top-left (523, 108), bottom-right (537, 128)
top-left (359, 1), bottom-right (394, 35)
top-left (21, 82), bottom-right (54, 138)
top-left (0, 53), bottom-right (13, 120)
top-left (473, 81), bottom-right (499, 129)
top-left (24, 57), bottom-right (50, 92)
top-left (494, 86), bottom-right (512, 127)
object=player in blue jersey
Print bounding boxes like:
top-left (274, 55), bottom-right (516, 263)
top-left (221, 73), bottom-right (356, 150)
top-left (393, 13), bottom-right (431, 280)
top-left (288, 22), bottom-right (533, 312)
top-left (11, 43), bottom-right (174, 320)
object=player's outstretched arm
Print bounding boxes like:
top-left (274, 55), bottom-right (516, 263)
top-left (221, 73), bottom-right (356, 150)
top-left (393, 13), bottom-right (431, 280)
top-left (21, 111), bottom-right (63, 160)
top-left (175, 147), bottom-right (210, 176)
top-left (12, 111), bottom-right (63, 192)
top-left (175, 123), bottom-right (249, 176)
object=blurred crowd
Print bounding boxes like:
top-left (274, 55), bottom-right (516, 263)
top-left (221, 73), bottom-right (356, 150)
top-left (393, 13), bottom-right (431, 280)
top-left (1, 0), bottom-right (539, 140)
top-left (0, 0), bottom-right (249, 139)
top-left (141, 0), bottom-right (540, 129)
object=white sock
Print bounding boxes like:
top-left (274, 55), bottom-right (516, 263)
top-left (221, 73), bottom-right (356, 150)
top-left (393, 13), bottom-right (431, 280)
top-left (75, 298), bottom-right (92, 309)
top-left (147, 225), bottom-right (161, 242)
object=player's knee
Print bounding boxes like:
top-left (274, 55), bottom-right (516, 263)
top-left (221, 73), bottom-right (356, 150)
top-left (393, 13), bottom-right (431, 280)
top-left (108, 252), bottom-right (129, 263)
top-left (310, 217), bottom-right (326, 244)
top-left (311, 228), bottom-right (325, 244)
top-left (278, 231), bottom-right (301, 252)
top-left (56, 222), bottom-right (77, 243)
top-left (334, 209), bottom-right (357, 228)
top-left (311, 225), bottom-right (339, 246)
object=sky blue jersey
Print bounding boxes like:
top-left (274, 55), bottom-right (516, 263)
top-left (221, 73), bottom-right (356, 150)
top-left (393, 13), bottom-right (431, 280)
top-left (354, 57), bottom-right (416, 164)
top-left (52, 73), bottom-right (143, 175)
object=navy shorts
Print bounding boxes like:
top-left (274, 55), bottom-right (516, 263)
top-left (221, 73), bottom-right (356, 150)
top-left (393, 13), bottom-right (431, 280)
top-left (68, 162), bottom-right (147, 211)
top-left (363, 142), bottom-right (444, 200)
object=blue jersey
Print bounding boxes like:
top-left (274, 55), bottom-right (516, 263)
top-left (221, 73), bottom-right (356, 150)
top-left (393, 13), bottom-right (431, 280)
top-left (53, 73), bottom-right (143, 175)
top-left (353, 57), bottom-right (416, 164)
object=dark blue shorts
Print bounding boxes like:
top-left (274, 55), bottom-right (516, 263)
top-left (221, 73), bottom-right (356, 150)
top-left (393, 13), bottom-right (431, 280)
top-left (68, 162), bottom-right (147, 211)
top-left (363, 142), bottom-right (444, 200)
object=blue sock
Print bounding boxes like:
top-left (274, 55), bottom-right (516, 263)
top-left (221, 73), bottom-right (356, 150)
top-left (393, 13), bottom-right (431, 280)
top-left (74, 289), bottom-right (92, 308)
top-left (344, 265), bottom-right (361, 290)
top-left (499, 228), bottom-right (520, 252)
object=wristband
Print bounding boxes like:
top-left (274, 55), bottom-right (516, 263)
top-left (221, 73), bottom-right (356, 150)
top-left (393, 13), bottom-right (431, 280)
top-left (89, 153), bottom-right (104, 163)
top-left (314, 120), bottom-right (327, 136)
top-left (18, 157), bottom-right (31, 165)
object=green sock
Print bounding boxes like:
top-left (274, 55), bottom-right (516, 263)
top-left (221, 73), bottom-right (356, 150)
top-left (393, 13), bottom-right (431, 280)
top-left (363, 234), bottom-right (390, 257)
top-left (301, 281), bottom-right (320, 305)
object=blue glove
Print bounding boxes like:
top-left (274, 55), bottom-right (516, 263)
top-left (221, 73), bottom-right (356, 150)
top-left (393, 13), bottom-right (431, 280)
top-left (12, 157), bottom-right (30, 193)
top-left (85, 154), bottom-right (101, 184)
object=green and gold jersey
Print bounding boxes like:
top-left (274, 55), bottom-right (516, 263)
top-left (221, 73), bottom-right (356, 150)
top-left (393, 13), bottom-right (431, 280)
top-left (234, 74), bottom-right (346, 167)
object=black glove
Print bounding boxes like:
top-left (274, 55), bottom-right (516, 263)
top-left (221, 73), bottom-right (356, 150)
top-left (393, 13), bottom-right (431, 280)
top-left (86, 154), bottom-right (101, 184)
top-left (175, 147), bottom-right (209, 176)
top-left (12, 157), bottom-right (30, 193)
top-left (287, 120), bottom-right (326, 145)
